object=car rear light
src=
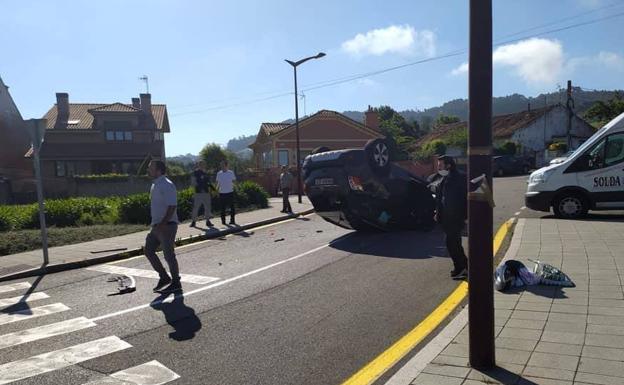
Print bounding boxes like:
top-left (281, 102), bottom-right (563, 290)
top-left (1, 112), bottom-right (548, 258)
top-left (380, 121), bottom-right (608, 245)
top-left (348, 176), bottom-right (364, 191)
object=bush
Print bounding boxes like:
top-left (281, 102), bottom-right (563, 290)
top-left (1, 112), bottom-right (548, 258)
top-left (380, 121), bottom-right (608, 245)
top-left (118, 193), bottom-right (151, 225)
top-left (176, 188), bottom-right (195, 222)
top-left (412, 139), bottom-right (447, 161)
top-left (235, 181), bottom-right (269, 208)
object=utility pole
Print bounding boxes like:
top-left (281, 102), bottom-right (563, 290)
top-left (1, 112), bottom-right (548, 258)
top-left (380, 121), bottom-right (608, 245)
top-left (566, 80), bottom-right (574, 150)
top-left (468, 0), bottom-right (495, 369)
top-left (25, 119), bottom-right (49, 265)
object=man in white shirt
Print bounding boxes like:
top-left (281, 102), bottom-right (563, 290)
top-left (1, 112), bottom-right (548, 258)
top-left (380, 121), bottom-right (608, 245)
top-left (216, 160), bottom-right (237, 225)
top-left (145, 160), bottom-right (182, 294)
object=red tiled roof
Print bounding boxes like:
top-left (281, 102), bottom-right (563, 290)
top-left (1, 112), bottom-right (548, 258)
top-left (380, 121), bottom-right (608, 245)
top-left (42, 103), bottom-right (168, 130)
top-left (88, 103), bottom-right (141, 113)
top-left (415, 105), bottom-right (560, 147)
top-left (260, 123), bottom-right (290, 135)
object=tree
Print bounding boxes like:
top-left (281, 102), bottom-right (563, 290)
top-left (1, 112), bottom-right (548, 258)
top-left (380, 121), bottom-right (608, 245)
top-left (584, 95), bottom-right (624, 127)
top-left (199, 143), bottom-right (228, 173)
top-left (374, 106), bottom-right (422, 160)
top-left (435, 114), bottom-right (461, 126)
top-left (166, 160), bottom-right (188, 176)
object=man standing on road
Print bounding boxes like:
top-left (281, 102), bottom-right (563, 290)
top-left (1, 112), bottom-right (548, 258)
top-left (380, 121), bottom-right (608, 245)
top-left (434, 155), bottom-right (468, 280)
top-left (216, 160), bottom-right (237, 225)
top-left (279, 165), bottom-right (293, 214)
top-left (145, 160), bottom-right (182, 294)
top-left (190, 160), bottom-right (214, 227)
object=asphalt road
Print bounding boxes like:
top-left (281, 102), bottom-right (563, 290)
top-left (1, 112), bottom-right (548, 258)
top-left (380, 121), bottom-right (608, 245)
top-left (0, 176), bottom-right (537, 385)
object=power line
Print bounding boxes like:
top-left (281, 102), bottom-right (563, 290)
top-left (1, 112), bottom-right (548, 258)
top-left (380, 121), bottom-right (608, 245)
top-left (170, 10), bottom-right (624, 116)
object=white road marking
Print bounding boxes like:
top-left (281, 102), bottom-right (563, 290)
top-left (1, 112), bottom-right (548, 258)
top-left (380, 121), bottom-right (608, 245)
top-left (0, 336), bottom-right (131, 384)
top-left (91, 237), bottom-right (348, 322)
top-left (0, 282), bottom-right (31, 294)
top-left (0, 292), bottom-right (49, 308)
top-left (0, 303), bottom-right (70, 326)
top-left (521, 206), bottom-right (526, 210)
top-left (83, 360), bottom-right (180, 385)
top-left (0, 317), bottom-right (96, 350)
top-left (87, 265), bottom-right (219, 285)
top-left (514, 211), bottom-right (521, 216)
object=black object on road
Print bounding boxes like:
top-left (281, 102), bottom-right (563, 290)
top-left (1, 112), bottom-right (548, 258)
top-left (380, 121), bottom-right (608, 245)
top-left (106, 274), bottom-right (136, 295)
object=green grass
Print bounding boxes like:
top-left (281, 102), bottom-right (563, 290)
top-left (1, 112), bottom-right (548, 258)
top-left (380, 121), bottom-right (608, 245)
top-left (0, 224), bottom-right (148, 256)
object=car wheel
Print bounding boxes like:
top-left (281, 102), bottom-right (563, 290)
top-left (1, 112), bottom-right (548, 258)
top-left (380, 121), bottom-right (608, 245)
top-left (553, 193), bottom-right (589, 219)
top-left (364, 139), bottom-right (391, 176)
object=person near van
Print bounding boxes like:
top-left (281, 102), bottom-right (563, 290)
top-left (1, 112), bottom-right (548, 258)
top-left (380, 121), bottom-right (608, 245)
top-left (279, 166), bottom-right (293, 213)
top-left (190, 161), bottom-right (214, 227)
top-left (216, 160), bottom-right (237, 225)
top-left (145, 160), bottom-right (182, 294)
top-left (434, 155), bottom-right (468, 280)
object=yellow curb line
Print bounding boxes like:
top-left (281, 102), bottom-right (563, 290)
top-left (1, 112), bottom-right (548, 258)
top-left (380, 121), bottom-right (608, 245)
top-left (341, 218), bottom-right (516, 385)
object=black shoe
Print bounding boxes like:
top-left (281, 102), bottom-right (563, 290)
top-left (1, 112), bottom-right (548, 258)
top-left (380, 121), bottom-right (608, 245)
top-left (451, 268), bottom-right (467, 280)
top-left (158, 281), bottom-right (182, 294)
top-left (153, 276), bottom-right (172, 292)
top-left (229, 221), bottom-right (236, 225)
top-left (189, 221), bottom-right (196, 227)
top-left (206, 220), bottom-right (213, 227)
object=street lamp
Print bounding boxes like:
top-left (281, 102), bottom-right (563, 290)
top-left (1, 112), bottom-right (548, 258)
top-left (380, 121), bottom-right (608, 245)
top-left (285, 52), bottom-right (326, 203)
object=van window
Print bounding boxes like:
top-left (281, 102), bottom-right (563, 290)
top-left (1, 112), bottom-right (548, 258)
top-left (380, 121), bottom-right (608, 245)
top-left (605, 133), bottom-right (624, 167)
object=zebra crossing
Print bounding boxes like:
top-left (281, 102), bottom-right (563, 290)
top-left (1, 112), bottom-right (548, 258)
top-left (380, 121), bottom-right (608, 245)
top-left (0, 280), bottom-right (181, 384)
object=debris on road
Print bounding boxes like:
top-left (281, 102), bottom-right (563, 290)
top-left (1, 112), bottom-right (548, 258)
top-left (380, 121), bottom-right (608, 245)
top-left (90, 247), bottom-right (128, 254)
top-left (274, 238), bottom-right (285, 242)
top-left (106, 274), bottom-right (136, 295)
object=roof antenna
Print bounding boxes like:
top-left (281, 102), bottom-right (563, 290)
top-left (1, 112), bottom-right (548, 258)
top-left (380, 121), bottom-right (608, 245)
top-left (139, 75), bottom-right (149, 93)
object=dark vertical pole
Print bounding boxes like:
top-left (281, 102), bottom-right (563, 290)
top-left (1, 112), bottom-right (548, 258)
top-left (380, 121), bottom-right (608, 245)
top-left (566, 80), bottom-right (573, 150)
top-left (468, 0), bottom-right (495, 369)
top-left (294, 66), bottom-right (302, 203)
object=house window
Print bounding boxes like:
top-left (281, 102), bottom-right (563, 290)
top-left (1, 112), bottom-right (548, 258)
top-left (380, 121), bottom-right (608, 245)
top-left (55, 161), bottom-right (75, 177)
top-left (115, 131), bottom-right (124, 141)
top-left (262, 150), bottom-right (273, 168)
top-left (153, 132), bottom-right (164, 141)
top-left (124, 131), bottom-right (133, 141)
top-left (106, 131), bottom-right (115, 141)
top-left (55, 161), bottom-right (66, 177)
top-left (278, 150), bottom-right (289, 166)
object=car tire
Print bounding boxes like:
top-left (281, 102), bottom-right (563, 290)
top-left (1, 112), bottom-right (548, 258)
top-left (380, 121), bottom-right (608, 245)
top-left (553, 193), bottom-right (589, 219)
top-left (364, 139), bottom-right (391, 176)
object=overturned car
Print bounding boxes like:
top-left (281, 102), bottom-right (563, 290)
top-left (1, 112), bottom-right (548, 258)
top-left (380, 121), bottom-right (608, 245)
top-left (302, 139), bottom-right (436, 231)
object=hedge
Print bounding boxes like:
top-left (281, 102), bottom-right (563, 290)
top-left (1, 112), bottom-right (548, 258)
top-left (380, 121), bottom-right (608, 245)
top-left (0, 181), bottom-right (269, 230)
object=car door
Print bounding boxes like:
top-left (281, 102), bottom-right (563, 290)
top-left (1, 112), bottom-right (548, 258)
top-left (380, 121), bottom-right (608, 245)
top-left (573, 132), bottom-right (624, 209)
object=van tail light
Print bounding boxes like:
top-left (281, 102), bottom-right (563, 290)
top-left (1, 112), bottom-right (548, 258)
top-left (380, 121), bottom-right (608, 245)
top-left (348, 176), bottom-right (364, 191)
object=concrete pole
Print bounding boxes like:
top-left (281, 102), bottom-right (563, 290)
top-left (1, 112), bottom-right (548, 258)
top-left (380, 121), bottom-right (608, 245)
top-left (26, 119), bottom-right (49, 265)
top-left (468, 0), bottom-right (495, 369)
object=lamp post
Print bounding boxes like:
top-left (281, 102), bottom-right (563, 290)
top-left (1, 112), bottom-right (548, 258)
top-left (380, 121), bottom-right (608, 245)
top-left (285, 52), bottom-right (326, 203)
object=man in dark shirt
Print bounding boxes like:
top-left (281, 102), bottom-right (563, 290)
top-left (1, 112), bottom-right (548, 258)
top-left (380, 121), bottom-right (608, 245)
top-left (190, 161), bottom-right (213, 227)
top-left (435, 155), bottom-right (468, 279)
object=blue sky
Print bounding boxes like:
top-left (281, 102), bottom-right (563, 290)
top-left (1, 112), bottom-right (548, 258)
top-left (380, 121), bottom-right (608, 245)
top-left (2, 0), bottom-right (624, 156)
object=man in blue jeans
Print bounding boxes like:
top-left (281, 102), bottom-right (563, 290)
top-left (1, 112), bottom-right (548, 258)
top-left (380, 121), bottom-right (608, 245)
top-left (216, 160), bottom-right (237, 225)
top-left (145, 160), bottom-right (182, 294)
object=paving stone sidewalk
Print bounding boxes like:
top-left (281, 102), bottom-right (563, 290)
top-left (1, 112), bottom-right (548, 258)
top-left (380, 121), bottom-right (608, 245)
top-left (0, 196), bottom-right (312, 279)
top-left (392, 217), bottom-right (624, 385)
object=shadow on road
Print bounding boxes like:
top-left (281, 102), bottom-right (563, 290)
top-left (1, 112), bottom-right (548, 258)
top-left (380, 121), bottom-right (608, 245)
top-left (329, 228), bottom-right (447, 260)
top-left (150, 294), bottom-right (202, 341)
top-left (0, 275), bottom-right (45, 315)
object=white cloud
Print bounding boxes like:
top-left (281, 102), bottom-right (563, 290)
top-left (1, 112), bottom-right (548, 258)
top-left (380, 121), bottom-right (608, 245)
top-left (448, 38), bottom-right (563, 85)
top-left (451, 62), bottom-right (468, 76)
top-left (493, 38), bottom-right (564, 85)
top-left (597, 51), bottom-right (624, 71)
top-left (341, 25), bottom-right (436, 57)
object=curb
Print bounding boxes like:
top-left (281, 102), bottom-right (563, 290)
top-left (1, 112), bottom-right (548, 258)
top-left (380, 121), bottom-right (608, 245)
top-left (0, 208), bottom-right (315, 283)
top-left (342, 217), bottom-right (517, 385)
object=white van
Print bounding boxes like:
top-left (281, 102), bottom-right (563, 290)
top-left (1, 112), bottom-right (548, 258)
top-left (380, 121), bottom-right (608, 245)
top-left (526, 112), bottom-right (624, 219)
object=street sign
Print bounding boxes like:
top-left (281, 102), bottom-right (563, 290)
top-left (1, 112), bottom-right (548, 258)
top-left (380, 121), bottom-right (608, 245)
top-left (25, 119), bottom-right (47, 150)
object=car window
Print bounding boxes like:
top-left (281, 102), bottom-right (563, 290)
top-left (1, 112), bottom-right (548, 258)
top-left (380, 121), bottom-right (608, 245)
top-left (605, 133), bottom-right (624, 167)
top-left (586, 138), bottom-right (606, 170)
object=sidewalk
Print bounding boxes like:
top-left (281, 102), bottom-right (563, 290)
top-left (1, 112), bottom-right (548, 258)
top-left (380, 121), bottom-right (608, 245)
top-left (388, 217), bottom-right (624, 385)
top-left (0, 196), bottom-right (313, 281)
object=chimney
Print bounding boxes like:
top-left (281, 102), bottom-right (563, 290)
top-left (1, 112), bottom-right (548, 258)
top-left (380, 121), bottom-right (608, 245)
top-left (140, 93), bottom-right (154, 128)
top-left (364, 105), bottom-right (379, 131)
top-left (55, 92), bottom-right (69, 128)
top-left (527, 102), bottom-right (531, 112)
top-left (132, 97), bottom-right (140, 109)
